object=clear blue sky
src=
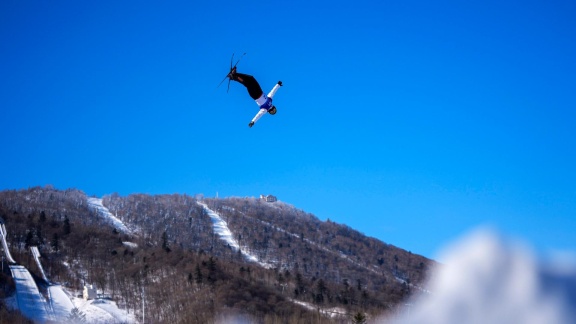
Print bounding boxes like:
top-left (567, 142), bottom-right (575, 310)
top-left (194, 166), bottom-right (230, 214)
top-left (2, 0), bottom-right (575, 260)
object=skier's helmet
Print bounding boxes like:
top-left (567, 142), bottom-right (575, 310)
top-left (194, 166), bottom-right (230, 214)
top-left (269, 106), bottom-right (277, 115)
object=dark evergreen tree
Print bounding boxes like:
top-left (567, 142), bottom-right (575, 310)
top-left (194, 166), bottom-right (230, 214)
top-left (63, 216), bottom-right (71, 235)
top-left (24, 231), bottom-right (34, 249)
top-left (39, 211), bottom-right (46, 223)
top-left (352, 312), bottom-right (367, 324)
top-left (35, 225), bottom-right (44, 245)
top-left (295, 273), bottom-right (305, 296)
top-left (315, 279), bottom-right (327, 304)
top-left (161, 231), bottom-right (170, 252)
top-left (67, 307), bottom-right (87, 323)
top-left (51, 233), bottom-right (60, 252)
top-left (207, 257), bottom-right (217, 285)
top-left (194, 264), bottom-right (203, 284)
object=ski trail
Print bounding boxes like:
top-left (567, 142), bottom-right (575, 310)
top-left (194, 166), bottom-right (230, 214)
top-left (10, 265), bottom-right (53, 323)
top-left (229, 208), bottom-right (430, 292)
top-left (0, 223), bottom-right (16, 263)
top-left (222, 206), bottom-right (404, 279)
top-left (196, 201), bottom-right (272, 268)
top-left (30, 246), bottom-right (49, 283)
top-left (31, 243), bottom-right (76, 321)
top-left (87, 197), bottom-right (132, 234)
top-left (48, 285), bottom-right (75, 321)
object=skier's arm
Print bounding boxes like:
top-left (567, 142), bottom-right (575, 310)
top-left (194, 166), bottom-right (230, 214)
top-left (249, 108), bottom-right (268, 127)
top-left (267, 81), bottom-right (282, 98)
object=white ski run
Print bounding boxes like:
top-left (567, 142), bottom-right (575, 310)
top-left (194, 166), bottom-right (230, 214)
top-left (30, 246), bottom-right (49, 283)
top-left (197, 201), bottom-right (273, 268)
top-left (87, 197), bottom-right (133, 234)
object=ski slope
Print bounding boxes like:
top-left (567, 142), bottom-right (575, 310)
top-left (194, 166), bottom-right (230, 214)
top-left (48, 285), bottom-right (75, 321)
top-left (72, 296), bottom-right (136, 323)
top-left (30, 246), bottom-right (49, 283)
top-left (10, 265), bottom-right (52, 323)
top-left (7, 265), bottom-right (76, 323)
top-left (0, 223), bottom-right (16, 263)
top-left (197, 201), bottom-right (272, 268)
top-left (30, 246), bottom-right (76, 320)
top-left (87, 197), bottom-right (132, 234)
top-left (3, 212), bottom-right (132, 323)
top-left (228, 205), bottom-right (397, 278)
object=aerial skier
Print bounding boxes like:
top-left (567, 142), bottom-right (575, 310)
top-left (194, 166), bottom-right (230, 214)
top-left (228, 67), bottom-right (282, 127)
top-left (219, 54), bottom-right (283, 128)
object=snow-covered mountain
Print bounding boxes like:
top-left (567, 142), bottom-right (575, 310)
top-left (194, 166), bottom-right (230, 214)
top-left (5, 187), bottom-right (575, 323)
top-left (0, 187), bottom-right (432, 322)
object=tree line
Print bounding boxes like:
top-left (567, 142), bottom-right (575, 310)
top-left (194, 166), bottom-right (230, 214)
top-left (0, 186), bottom-right (434, 323)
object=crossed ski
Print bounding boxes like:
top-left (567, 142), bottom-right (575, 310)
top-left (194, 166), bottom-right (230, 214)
top-left (217, 52), bottom-right (246, 93)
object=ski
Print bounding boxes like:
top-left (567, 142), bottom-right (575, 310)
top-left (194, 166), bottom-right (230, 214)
top-left (217, 52), bottom-right (246, 92)
top-left (232, 52), bottom-right (246, 69)
top-left (216, 53), bottom-right (236, 89)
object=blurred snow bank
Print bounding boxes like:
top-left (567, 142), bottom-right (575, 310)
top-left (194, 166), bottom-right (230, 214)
top-left (390, 228), bottom-right (576, 324)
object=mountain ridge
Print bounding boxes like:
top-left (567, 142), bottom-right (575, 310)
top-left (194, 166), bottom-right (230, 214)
top-left (0, 186), bottom-right (434, 323)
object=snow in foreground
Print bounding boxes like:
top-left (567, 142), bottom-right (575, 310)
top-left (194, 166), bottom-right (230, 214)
top-left (9, 265), bottom-right (133, 323)
top-left (389, 228), bottom-right (576, 324)
top-left (48, 285), bottom-right (75, 321)
top-left (71, 296), bottom-right (136, 324)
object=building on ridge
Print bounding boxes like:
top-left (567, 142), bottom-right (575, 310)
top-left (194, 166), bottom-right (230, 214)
top-left (260, 194), bottom-right (277, 203)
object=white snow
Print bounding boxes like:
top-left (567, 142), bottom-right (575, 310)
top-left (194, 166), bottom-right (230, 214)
top-left (197, 201), bottom-right (273, 268)
top-left (2, 207), bottom-right (135, 324)
top-left (41, 284), bottom-right (136, 324)
top-left (10, 265), bottom-right (52, 323)
top-left (0, 224), bottom-right (16, 263)
top-left (290, 299), bottom-right (347, 318)
top-left (123, 241), bottom-right (138, 249)
top-left (71, 296), bottom-right (136, 324)
top-left (390, 228), bottom-right (576, 324)
top-left (6, 218), bottom-right (136, 323)
top-left (30, 246), bottom-right (49, 283)
top-left (88, 197), bottom-right (133, 234)
top-left (11, 281), bottom-right (135, 324)
top-left (11, 223), bottom-right (130, 323)
top-left (48, 285), bottom-right (75, 321)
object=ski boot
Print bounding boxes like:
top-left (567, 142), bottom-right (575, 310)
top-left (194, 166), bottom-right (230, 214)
top-left (227, 66), bottom-right (237, 80)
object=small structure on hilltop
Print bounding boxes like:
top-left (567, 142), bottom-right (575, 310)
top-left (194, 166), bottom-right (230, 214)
top-left (83, 284), bottom-right (97, 300)
top-left (260, 194), bottom-right (277, 203)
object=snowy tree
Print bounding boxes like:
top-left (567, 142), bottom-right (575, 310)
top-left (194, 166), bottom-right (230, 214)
top-left (51, 233), bottom-right (60, 252)
top-left (352, 312), bottom-right (367, 324)
top-left (67, 307), bottom-right (86, 323)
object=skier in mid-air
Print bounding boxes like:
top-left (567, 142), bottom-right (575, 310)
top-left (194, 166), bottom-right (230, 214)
top-left (227, 66), bottom-right (282, 128)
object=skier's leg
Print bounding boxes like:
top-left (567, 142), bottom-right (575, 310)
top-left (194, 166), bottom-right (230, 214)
top-left (231, 73), bottom-right (263, 100)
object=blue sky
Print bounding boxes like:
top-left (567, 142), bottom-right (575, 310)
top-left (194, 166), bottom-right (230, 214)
top-left (1, 0), bottom-right (575, 260)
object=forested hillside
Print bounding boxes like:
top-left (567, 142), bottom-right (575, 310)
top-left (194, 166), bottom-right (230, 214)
top-left (0, 187), bottom-right (434, 323)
